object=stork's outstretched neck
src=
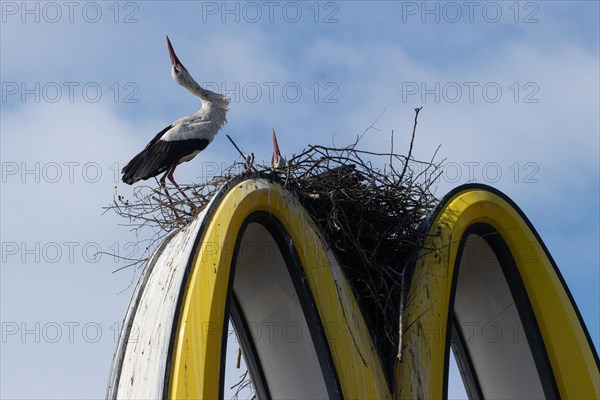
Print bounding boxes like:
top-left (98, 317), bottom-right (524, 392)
top-left (166, 35), bottom-right (230, 127)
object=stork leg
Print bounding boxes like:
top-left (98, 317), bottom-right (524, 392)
top-left (159, 166), bottom-right (179, 218)
top-left (167, 164), bottom-right (195, 209)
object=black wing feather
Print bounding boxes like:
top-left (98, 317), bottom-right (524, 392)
top-left (122, 127), bottom-right (209, 184)
top-left (143, 124), bottom-right (173, 150)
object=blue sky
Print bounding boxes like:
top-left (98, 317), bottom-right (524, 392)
top-left (1, 1), bottom-right (598, 398)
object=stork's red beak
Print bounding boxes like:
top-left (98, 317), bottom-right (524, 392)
top-left (166, 35), bottom-right (183, 67)
top-left (272, 128), bottom-right (281, 157)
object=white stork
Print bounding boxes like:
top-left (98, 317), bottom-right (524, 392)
top-left (271, 128), bottom-right (286, 169)
top-left (122, 36), bottom-right (230, 206)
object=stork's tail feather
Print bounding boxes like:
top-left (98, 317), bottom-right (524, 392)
top-left (121, 156), bottom-right (142, 185)
top-left (122, 157), bottom-right (165, 185)
top-left (121, 141), bottom-right (174, 185)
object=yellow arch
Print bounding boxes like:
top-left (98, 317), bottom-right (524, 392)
top-left (168, 178), bottom-right (391, 399)
top-left (397, 185), bottom-right (599, 399)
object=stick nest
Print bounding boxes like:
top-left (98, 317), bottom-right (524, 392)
top-left (105, 107), bottom-right (442, 374)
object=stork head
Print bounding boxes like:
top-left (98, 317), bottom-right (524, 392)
top-left (271, 128), bottom-right (286, 169)
top-left (166, 36), bottom-right (194, 88)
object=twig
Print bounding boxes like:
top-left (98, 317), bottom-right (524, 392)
top-left (399, 107), bottom-right (422, 183)
top-left (226, 134), bottom-right (257, 172)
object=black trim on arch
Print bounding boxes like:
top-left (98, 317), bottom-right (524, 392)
top-left (221, 212), bottom-right (343, 400)
top-left (229, 295), bottom-right (271, 400)
top-left (443, 224), bottom-right (560, 400)
top-left (450, 315), bottom-right (482, 400)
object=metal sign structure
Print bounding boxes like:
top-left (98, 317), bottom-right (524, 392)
top-left (107, 176), bottom-right (599, 399)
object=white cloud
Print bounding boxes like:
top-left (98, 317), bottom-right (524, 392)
top-left (1, 101), bottom-right (150, 398)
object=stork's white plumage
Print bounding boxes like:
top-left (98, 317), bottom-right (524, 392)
top-left (122, 36), bottom-right (230, 196)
